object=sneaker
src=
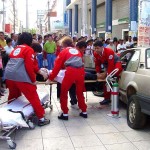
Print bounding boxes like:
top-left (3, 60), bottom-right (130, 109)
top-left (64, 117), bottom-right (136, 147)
top-left (79, 112), bottom-right (88, 118)
top-left (58, 113), bottom-right (68, 120)
top-left (38, 118), bottom-right (50, 126)
top-left (100, 99), bottom-right (111, 105)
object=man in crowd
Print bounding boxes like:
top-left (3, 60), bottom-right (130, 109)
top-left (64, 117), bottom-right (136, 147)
top-left (0, 32), bottom-right (6, 50)
top-left (44, 34), bottom-right (56, 70)
top-left (126, 36), bottom-right (133, 49)
top-left (11, 33), bottom-right (18, 48)
top-left (4, 38), bottom-right (14, 55)
top-left (117, 39), bottom-right (126, 54)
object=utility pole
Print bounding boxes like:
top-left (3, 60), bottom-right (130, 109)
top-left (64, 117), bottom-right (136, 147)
top-left (13, 0), bottom-right (16, 33)
top-left (40, 18), bottom-right (42, 34)
top-left (2, 0), bottom-right (5, 32)
top-left (82, 0), bottom-right (88, 36)
top-left (26, 0), bottom-right (29, 31)
top-left (48, 0), bottom-right (50, 32)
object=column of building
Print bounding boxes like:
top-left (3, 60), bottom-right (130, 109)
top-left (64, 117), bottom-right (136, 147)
top-left (91, 0), bottom-right (97, 39)
top-left (105, 0), bottom-right (112, 40)
top-left (82, 0), bottom-right (88, 36)
top-left (74, 4), bottom-right (78, 36)
top-left (129, 0), bottom-right (138, 37)
top-left (66, 0), bottom-right (72, 36)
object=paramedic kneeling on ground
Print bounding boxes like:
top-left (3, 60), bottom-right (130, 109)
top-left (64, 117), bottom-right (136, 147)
top-left (4, 32), bottom-right (50, 126)
top-left (93, 41), bottom-right (122, 105)
top-left (46, 36), bottom-right (87, 120)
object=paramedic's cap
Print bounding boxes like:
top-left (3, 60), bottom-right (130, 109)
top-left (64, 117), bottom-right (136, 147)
top-left (93, 41), bottom-right (103, 47)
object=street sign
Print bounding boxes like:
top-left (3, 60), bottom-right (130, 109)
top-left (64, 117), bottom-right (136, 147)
top-left (48, 11), bottom-right (57, 17)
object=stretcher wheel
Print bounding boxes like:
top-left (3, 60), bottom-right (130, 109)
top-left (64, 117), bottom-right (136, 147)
top-left (27, 120), bottom-right (36, 129)
top-left (7, 140), bottom-right (16, 149)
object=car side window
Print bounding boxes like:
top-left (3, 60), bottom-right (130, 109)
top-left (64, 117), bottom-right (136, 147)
top-left (120, 51), bottom-right (134, 70)
top-left (126, 50), bottom-right (140, 72)
top-left (146, 49), bottom-right (150, 68)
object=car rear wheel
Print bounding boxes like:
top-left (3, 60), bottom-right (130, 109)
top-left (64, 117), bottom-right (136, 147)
top-left (127, 95), bottom-right (147, 129)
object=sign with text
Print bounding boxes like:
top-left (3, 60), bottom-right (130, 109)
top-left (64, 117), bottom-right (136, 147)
top-left (48, 11), bottom-right (57, 17)
top-left (138, 0), bottom-right (150, 47)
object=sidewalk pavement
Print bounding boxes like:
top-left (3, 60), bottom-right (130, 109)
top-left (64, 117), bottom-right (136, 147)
top-left (0, 84), bottom-right (150, 150)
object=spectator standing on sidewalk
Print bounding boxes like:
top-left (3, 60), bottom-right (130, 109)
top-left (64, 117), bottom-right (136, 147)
top-left (4, 38), bottom-right (14, 55)
top-left (117, 39), bottom-right (126, 54)
top-left (126, 36), bottom-right (133, 49)
top-left (0, 32), bottom-right (6, 50)
top-left (106, 39), bottom-right (116, 52)
top-left (44, 34), bottom-right (56, 70)
top-left (11, 33), bottom-right (18, 48)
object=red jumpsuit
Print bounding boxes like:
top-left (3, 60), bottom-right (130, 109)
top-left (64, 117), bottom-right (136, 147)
top-left (94, 47), bottom-right (122, 100)
top-left (5, 44), bottom-right (45, 119)
top-left (49, 47), bottom-right (87, 114)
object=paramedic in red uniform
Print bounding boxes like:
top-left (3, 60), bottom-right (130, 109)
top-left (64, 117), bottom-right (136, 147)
top-left (93, 41), bottom-right (122, 105)
top-left (46, 36), bottom-right (87, 120)
top-left (5, 32), bottom-right (50, 126)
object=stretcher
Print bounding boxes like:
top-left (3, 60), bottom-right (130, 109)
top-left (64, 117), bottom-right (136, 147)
top-left (0, 91), bottom-right (50, 149)
top-left (37, 70), bottom-right (105, 102)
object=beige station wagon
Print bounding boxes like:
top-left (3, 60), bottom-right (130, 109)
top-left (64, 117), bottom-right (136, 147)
top-left (119, 47), bottom-right (150, 129)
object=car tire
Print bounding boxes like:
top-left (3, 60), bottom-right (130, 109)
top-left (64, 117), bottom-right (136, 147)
top-left (127, 95), bottom-right (147, 129)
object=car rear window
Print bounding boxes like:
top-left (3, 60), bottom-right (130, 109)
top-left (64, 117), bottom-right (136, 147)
top-left (146, 49), bottom-right (150, 68)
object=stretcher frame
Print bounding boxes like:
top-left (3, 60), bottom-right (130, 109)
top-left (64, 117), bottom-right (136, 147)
top-left (0, 79), bottom-right (105, 149)
top-left (37, 79), bottom-right (105, 102)
top-left (0, 88), bottom-right (52, 149)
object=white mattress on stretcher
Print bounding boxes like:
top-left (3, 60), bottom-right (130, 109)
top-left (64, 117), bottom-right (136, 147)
top-left (0, 91), bottom-right (49, 128)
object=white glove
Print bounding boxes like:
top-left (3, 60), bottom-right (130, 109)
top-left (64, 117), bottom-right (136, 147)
top-left (39, 68), bottom-right (48, 80)
top-left (45, 79), bottom-right (52, 85)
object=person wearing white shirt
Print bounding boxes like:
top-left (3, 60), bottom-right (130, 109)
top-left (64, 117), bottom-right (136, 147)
top-left (12, 34), bottom-right (18, 48)
top-left (117, 39), bottom-right (126, 54)
top-left (126, 36), bottom-right (133, 49)
top-left (85, 39), bottom-right (94, 55)
top-left (106, 39), bottom-right (116, 52)
top-left (4, 38), bottom-right (14, 55)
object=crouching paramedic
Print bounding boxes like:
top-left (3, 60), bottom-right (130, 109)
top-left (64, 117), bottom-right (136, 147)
top-left (46, 36), bottom-right (87, 120)
top-left (93, 41), bottom-right (122, 105)
top-left (4, 32), bottom-right (50, 126)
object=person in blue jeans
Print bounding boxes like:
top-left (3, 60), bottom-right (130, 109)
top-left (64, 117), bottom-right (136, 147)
top-left (43, 34), bottom-right (56, 70)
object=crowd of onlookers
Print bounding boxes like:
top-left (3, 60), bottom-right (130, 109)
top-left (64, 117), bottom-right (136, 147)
top-left (0, 31), bottom-right (138, 98)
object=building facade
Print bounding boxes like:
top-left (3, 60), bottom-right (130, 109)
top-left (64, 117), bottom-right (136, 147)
top-left (66, 0), bottom-right (138, 40)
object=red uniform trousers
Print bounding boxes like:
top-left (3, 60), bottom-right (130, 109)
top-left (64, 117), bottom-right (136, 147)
top-left (60, 67), bottom-right (87, 114)
top-left (6, 80), bottom-right (45, 119)
top-left (104, 62), bottom-right (122, 100)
